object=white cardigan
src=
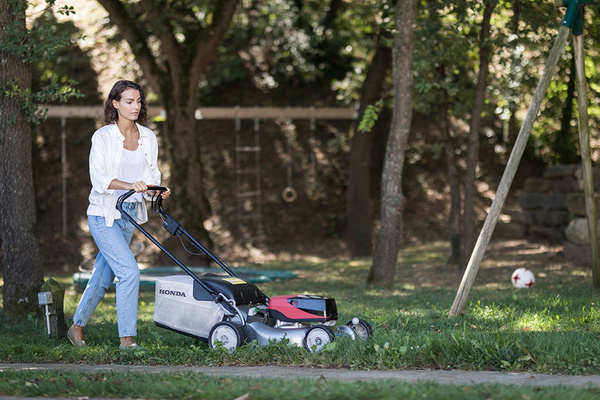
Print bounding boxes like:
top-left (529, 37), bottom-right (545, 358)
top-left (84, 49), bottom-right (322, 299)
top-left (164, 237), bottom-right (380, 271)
top-left (87, 123), bottom-right (161, 227)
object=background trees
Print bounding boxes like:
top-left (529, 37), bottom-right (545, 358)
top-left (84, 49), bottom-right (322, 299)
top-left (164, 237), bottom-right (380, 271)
top-left (3, 0), bottom-right (600, 311)
top-left (367, 0), bottom-right (417, 287)
top-left (94, 0), bottom-right (240, 244)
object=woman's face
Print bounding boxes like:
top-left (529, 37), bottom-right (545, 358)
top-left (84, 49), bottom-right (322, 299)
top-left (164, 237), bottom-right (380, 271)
top-left (112, 88), bottom-right (141, 123)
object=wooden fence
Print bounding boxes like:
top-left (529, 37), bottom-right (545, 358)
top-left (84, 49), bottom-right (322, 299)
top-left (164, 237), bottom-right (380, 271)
top-left (41, 105), bottom-right (358, 120)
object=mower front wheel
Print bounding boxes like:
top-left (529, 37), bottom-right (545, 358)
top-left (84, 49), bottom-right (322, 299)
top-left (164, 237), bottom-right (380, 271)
top-left (347, 318), bottom-right (373, 341)
top-left (209, 321), bottom-right (245, 353)
top-left (303, 325), bottom-right (334, 352)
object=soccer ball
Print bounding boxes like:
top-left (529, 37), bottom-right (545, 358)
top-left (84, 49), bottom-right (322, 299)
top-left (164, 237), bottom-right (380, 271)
top-left (511, 268), bottom-right (535, 289)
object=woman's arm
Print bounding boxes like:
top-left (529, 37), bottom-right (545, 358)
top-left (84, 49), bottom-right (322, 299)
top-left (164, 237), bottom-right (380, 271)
top-left (108, 179), bottom-right (148, 192)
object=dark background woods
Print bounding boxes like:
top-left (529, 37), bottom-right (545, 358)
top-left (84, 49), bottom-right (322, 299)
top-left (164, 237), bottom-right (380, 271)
top-left (2, 0), bottom-right (599, 311)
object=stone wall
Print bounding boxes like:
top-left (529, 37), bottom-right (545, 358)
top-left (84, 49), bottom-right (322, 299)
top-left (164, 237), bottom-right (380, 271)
top-left (563, 193), bottom-right (600, 264)
top-left (519, 165), bottom-right (578, 242)
top-left (495, 164), bottom-right (600, 264)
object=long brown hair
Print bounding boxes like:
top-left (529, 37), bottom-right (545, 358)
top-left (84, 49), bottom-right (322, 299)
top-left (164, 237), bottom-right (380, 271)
top-left (104, 80), bottom-right (148, 125)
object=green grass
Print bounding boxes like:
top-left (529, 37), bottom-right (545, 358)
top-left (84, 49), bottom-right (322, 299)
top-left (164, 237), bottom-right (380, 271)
top-left (1, 370), bottom-right (600, 400)
top-left (1, 240), bottom-right (600, 397)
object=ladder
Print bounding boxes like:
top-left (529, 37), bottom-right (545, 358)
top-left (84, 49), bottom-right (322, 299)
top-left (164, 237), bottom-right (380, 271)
top-left (235, 119), bottom-right (264, 243)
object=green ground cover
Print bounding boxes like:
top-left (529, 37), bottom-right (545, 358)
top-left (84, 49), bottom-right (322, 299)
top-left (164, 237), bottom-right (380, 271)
top-left (0, 240), bottom-right (598, 398)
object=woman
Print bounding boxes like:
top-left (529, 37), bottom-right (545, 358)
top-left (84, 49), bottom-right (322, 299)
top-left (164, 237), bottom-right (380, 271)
top-left (68, 80), bottom-right (170, 349)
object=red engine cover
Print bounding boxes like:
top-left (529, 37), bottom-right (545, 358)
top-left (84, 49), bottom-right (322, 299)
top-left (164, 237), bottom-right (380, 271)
top-left (267, 294), bottom-right (338, 323)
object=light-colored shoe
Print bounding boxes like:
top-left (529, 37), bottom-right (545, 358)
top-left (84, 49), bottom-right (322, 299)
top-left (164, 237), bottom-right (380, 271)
top-left (67, 325), bottom-right (86, 347)
top-left (119, 343), bottom-right (139, 350)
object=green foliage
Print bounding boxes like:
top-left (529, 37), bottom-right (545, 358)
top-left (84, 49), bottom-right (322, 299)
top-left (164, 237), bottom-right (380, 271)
top-left (207, 0), bottom-right (363, 95)
top-left (331, 0), bottom-right (600, 165)
top-left (56, 5), bottom-right (75, 16)
top-left (0, 1), bottom-right (81, 125)
top-left (412, 0), bottom-right (478, 118)
top-left (331, 0), bottom-right (395, 105)
top-left (0, 76), bottom-right (78, 124)
top-left (358, 99), bottom-right (384, 133)
top-left (2, 1), bottom-right (72, 64)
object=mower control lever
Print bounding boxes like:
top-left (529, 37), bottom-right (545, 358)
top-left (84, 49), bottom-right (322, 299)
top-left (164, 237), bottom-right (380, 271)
top-left (142, 187), bottom-right (184, 236)
top-left (116, 185), bottom-right (168, 210)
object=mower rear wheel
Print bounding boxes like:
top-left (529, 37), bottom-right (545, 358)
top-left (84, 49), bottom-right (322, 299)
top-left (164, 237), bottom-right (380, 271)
top-left (347, 318), bottom-right (373, 341)
top-left (209, 321), bottom-right (245, 353)
top-left (303, 325), bottom-right (334, 352)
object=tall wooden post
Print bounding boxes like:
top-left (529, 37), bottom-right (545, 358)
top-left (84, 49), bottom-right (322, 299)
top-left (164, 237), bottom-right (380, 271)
top-left (448, 26), bottom-right (571, 317)
top-left (449, 0), bottom-right (598, 316)
top-left (573, 34), bottom-right (600, 286)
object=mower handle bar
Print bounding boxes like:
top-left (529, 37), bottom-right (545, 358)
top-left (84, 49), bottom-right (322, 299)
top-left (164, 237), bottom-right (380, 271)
top-left (116, 186), bottom-right (243, 316)
top-left (115, 184), bottom-right (168, 205)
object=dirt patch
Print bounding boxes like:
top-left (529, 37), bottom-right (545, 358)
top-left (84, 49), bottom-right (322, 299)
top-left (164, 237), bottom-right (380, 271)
top-left (398, 239), bottom-right (571, 290)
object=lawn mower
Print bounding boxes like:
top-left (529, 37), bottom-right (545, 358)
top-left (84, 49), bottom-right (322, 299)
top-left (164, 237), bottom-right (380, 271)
top-left (116, 186), bottom-right (372, 352)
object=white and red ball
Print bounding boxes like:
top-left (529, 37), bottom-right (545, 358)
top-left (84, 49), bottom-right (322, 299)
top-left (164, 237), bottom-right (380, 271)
top-left (511, 268), bottom-right (535, 289)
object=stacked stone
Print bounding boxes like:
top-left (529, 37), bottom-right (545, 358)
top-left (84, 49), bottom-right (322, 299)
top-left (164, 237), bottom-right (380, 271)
top-left (563, 166), bottom-right (600, 263)
top-left (493, 164), bottom-right (600, 264)
top-left (507, 165), bottom-right (578, 242)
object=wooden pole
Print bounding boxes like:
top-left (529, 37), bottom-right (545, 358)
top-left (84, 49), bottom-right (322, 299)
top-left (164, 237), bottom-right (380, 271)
top-left (448, 26), bottom-right (571, 317)
top-left (573, 33), bottom-right (600, 286)
top-left (40, 106), bottom-right (358, 120)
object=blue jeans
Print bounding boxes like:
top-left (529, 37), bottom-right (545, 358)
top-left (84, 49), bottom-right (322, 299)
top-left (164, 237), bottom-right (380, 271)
top-left (73, 202), bottom-right (140, 337)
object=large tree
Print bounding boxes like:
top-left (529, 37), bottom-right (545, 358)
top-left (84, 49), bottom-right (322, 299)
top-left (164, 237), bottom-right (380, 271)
top-left (96, 0), bottom-right (240, 242)
top-left (367, 0), bottom-right (417, 288)
top-left (347, 37), bottom-right (391, 258)
top-left (461, 0), bottom-right (496, 265)
top-left (0, 0), bottom-right (44, 317)
top-left (411, 0), bottom-right (476, 265)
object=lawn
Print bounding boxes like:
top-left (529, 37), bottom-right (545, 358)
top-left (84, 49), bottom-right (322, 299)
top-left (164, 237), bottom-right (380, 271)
top-left (2, 370), bottom-right (600, 400)
top-left (1, 239), bottom-right (600, 398)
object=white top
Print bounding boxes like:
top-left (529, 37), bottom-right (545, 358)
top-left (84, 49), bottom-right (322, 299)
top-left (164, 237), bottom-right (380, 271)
top-left (87, 123), bottom-right (161, 227)
top-left (116, 146), bottom-right (145, 202)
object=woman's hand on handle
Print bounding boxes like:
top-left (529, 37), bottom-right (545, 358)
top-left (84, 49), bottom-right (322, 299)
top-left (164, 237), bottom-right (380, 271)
top-left (129, 181), bottom-right (148, 193)
top-left (146, 184), bottom-right (171, 199)
top-left (108, 179), bottom-right (147, 193)
top-left (160, 187), bottom-right (171, 199)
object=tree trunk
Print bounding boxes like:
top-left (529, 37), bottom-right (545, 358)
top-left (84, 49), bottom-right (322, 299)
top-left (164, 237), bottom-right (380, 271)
top-left (507, 103), bottom-right (518, 150)
top-left (439, 88), bottom-right (461, 265)
top-left (367, 0), bottom-right (417, 288)
top-left (96, 0), bottom-right (239, 243)
top-left (347, 42), bottom-right (392, 258)
top-left (164, 102), bottom-right (212, 246)
top-left (554, 54), bottom-right (576, 164)
top-left (0, 0), bottom-right (44, 317)
top-left (461, 0), bottom-right (496, 265)
top-left (506, 0), bottom-right (520, 152)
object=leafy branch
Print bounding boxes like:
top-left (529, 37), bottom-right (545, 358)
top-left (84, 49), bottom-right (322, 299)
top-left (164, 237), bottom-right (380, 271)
top-left (1, 1), bottom-right (81, 125)
top-left (1, 76), bottom-right (81, 125)
top-left (358, 98), bottom-right (384, 133)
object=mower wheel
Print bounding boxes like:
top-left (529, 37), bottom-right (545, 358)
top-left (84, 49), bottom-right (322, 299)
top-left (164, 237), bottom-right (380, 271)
top-left (335, 325), bottom-right (357, 340)
top-left (209, 321), bottom-right (245, 353)
top-left (347, 318), bottom-right (373, 341)
top-left (303, 325), bottom-right (334, 352)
